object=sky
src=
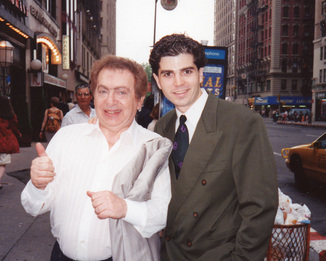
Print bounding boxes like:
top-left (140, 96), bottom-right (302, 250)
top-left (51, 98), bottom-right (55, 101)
top-left (116, 0), bottom-right (215, 65)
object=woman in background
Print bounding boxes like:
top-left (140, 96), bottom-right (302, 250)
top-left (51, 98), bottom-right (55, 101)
top-left (0, 96), bottom-right (21, 189)
top-left (39, 97), bottom-right (63, 142)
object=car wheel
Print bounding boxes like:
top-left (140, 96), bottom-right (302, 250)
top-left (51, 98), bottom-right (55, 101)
top-left (291, 155), bottom-right (309, 193)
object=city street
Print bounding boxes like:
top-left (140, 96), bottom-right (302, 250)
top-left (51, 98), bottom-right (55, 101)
top-left (1, 120), bottom-right (326, 260)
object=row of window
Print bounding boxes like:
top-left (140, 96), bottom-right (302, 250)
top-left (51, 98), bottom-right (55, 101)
top-left (319, 69), bottom-right (326, 84)
top-left (281, 79), bottom-right (299, 90)
top-left (282, 6), bottom-right (310, 18)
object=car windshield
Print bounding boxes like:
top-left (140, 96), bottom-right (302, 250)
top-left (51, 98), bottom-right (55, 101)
top-left (317, 133), bottom-right (326, 142)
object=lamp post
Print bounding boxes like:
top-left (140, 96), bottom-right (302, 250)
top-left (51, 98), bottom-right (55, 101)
top-left (0, 41), bottom-right (14, 96)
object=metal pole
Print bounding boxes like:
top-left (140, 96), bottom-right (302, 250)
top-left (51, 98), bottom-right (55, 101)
top-left (153, 0), bottom-right (158, 46)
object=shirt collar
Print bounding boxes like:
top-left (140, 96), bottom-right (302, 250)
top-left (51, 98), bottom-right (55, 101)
top-left (175, 88), bottom-right (208, 127)
top-left (85, 118), bottom-right (137, 146)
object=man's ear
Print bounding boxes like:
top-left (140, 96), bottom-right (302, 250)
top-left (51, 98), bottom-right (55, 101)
top-left (137, 96), bottom-right (146, 110)
top-left (152, 73), bottom-right (162, 90)
top-left (199, 67), bottom-right (204, 84)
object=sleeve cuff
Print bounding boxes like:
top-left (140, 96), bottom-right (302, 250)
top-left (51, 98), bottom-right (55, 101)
top-left (123, 199), bottom-right (147, 228)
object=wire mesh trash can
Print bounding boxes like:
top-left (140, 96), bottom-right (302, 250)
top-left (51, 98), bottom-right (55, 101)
top-left (266, 223), bottom-right (310, 261)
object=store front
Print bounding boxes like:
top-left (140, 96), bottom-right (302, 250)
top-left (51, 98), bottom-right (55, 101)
top-left (0, 1), bottom-right (34, 146)
top-left (254, 96), bottom-right (312, 117)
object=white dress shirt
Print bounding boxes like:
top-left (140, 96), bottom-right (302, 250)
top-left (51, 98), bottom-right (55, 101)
top-left (61, 104), bottom-right (96, 127)
top-left (21, 120), bottom-right (171, 261)
top-left (175, 88), bottom-right (208, 142)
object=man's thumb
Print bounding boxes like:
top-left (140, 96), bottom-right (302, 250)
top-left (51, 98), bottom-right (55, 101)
top-left (36, 142), bottom-right (47, 157)
top-left (87, 191), bottom-right (94, 198)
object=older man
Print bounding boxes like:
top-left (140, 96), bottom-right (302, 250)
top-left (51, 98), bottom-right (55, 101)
top-left (21, 55), bottom-right (172, 261)
top-left (61, 83), bottom-right (96, 127)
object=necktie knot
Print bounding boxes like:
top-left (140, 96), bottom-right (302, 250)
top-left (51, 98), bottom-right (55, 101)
top-left (180, 115), bottom-right (187, 125)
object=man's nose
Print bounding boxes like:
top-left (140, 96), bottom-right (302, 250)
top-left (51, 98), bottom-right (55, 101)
top-left (174, 74), bottom-right (184, 86)
top-left (106, 91), bottom-right (116, 104)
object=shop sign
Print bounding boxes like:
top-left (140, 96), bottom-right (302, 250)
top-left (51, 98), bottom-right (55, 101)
top-left (254, 96), bottom-right (312, 105)
top-left (30, 72), bottom-right (43, 87)
top-left (204, 48), bottom-right (226, 60)
top-left (62, 35), bottom-right (70, 70)
top-left (44, 73), bottom-right (66, 88)
top-left (8, 0), bottom-right (28, 16)
top-left (30, 5), bottom-right (58, 37)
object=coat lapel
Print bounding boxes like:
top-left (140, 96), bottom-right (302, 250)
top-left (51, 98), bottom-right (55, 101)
top-left (167, 93), bottom-right (224, 223)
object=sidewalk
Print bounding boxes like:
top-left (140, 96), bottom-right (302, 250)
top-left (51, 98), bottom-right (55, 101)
top-left (1, 140), bottom-right (326, 260)
top-left (0, 142), bottom-right (54, 261)
top-left (264, 117), bottom-right (326, 128)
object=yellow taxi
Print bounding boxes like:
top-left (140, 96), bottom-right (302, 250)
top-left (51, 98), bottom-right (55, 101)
top-left (281, 132), bottom-right (326, 192)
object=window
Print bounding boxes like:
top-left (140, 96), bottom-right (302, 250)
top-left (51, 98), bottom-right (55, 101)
top-left (294, 6), bottom-right (300, 18)
top-left (282, 43), bottom-right (288, 54)
top-left (291, 80), bottom-right (297, 90)
top-left (281, 79), bottom-right (287, 90)
top-left (321, 47), bottom-right (324, 61)
top-left (293, 25), bottom-right (299, 36)
top-left (267, 80), bottom-right (271, 91)
top-left (282, 59), bottom-right (287, 73)
top-left (283, 6), bottom-right (289, 18)
top-left (324, 69), bottom-right (326, 82)
top-left (293, 43), bottom-right (299, 55)
top-left (320, 69), bottom-right (323, 83)
top-left (292, 62), bottom-right (298, 73)
top-left (321, 21), bottom-right (326, 38)
top-left (282, 25), bottom-right (288, 36)
top-left (322, 1), bottom-right (326, 15)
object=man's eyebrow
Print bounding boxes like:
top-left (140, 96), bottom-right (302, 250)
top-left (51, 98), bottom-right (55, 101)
top-left (159, 66), bottom-right (196, 74)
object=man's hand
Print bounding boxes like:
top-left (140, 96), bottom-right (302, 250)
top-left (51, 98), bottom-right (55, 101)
top-left (30, 142), bottom-right (55, 190)
top-left (88, 117), bottom-right (97, 124)
top-left (87, 191), bottom-right (127, 219)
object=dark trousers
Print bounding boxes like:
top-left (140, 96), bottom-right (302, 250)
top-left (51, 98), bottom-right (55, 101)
top-left (51, 241), bottom-right (113, 261)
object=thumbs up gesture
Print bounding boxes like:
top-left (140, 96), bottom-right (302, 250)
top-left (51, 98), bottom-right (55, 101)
top-left (30, 142), bottom-right (56, 190)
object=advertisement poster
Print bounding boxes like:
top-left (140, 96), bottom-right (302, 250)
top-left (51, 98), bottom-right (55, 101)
top-left (201, 64), bottom-right (225, 99)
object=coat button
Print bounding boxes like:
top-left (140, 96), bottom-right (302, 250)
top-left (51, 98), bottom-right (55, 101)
top-left (201, 179), bottom-right (207, 185)
top-left (165, 236), bottom-right (171, 241)
top-left (186, 240), bottom-right (192, 247)
top-left (193, 212), bottom-right (198, 218)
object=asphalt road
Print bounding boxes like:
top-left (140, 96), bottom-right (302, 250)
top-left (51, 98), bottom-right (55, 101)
top-left (265, 121), bottom-right (326, 236)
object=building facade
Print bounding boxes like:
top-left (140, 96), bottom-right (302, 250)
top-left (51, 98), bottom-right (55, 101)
top-left (214, 0), bottom-right (238, 101)
top-left (312, 0), bottom-right (326, 121)
top-left (0, 0), bottom-right (116, 144)
top-left (215, 0), bottom-right (314, 118)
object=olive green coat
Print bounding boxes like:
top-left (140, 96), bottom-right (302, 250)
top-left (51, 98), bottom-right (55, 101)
top-left (155, 92), bottom-right (278, 261)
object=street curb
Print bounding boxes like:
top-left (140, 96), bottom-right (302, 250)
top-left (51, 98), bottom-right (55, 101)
top-left (277, 121), bottom-right (326, 129)
top-left (310, 228), bottom-right (326, 260)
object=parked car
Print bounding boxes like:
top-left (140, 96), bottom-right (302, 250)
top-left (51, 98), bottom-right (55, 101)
top-left (288, 108), bottom-right (310, 121)
top-left (281, 132), bottom-right (326, 192)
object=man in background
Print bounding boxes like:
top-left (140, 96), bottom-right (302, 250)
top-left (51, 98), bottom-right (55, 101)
top-left (61, 83), bottom-right (96, 127)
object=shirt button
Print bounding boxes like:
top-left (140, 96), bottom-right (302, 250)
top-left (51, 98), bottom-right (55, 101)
top-left (165, 236), bottom-right (171, 241)
top-left (202, 179), bottom-right (207, 185)
top-left (186, 240), bottom-right (192, 247)
top-left (193, 212), bottom-right (198, 218)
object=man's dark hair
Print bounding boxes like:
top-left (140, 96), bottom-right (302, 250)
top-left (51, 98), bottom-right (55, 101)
top-left (75, 83), bottom-right (91, 94)
top-left (149, 34), bottom-right (207, 75)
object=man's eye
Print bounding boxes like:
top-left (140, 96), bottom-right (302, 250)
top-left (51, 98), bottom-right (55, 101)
top-left (99, 90), bottom-right (108, 94)
top-left (163, 72), bottom-right (171, 77)
top-left (184, 70), bottom-right (192, 74)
